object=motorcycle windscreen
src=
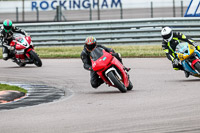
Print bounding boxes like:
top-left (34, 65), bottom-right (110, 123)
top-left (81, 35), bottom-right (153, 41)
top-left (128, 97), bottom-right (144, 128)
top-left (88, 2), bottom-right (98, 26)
top-left (91, 47), bottom-right (112, 71)
top-left (175, 43), bottom-right (195, 61)
top-left (13, 34), bottom-right (25, 41)
top-left (175, 43), bottom-right (188, 54)
top-left (90, 47), bottom-right (104, 61)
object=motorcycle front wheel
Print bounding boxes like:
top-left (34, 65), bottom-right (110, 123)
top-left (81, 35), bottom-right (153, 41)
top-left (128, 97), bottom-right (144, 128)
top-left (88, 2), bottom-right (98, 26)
top-left (127, 80), bottom-right (133, 91)
top-left (107, 71), bottom-right (127, 93)
top-left (29, 50), bottom-right (42, 67)
top-left (194, 61), bottom-right (200, 73)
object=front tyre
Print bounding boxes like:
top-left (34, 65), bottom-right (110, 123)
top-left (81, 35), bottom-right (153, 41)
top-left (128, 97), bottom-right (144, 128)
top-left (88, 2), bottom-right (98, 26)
top-left (127, 80), bottom-right (133, 91)
top-left (107, 71), bottom-right (127, 93)
top-left (29, 50), bottom-right (42, 67)
top-left (194, 61), bottom-right (200, 73)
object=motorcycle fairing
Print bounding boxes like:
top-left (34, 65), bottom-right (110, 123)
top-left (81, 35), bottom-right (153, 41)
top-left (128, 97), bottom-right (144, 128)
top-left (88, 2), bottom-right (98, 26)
top-left (25, 36), bottom-right (32, 45)
top-left (15, 43), bottom-right (27, 50)
top-left (91, 48), bottom-right (129, 88)
top-left (10, 34), bottom-right (34, 61)
top-left (182, 50), bottom-right (200, 75)
top-left (176, 44), bottom-right (195, 61)
top-left (91, 50), bottom-right (113, 72)
top-left (182, 60), bottom-right (197, 74)
top-left (108, 57), bottom-right (129, 87)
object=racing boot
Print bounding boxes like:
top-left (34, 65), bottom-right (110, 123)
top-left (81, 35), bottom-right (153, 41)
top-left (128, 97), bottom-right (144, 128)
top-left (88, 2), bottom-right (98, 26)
top-left (124, 67), bottom-right (131, 72)
top-left (184, 70), bottom-right (190, 78)
top-left (12, 57), bottom-right (17, 63)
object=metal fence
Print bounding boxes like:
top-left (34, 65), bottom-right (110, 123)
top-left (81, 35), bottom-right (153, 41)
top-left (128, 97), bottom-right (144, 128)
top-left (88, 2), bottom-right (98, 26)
top-left (0, 0), bottom-right (188, 23)
top-left (8, 17), bottom-right (199, 47)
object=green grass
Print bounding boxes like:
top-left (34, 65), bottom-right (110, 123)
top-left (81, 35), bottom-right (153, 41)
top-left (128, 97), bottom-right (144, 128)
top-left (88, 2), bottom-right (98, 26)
top-left (0, 45), bottom-right (165, 58)
top-left (0, 84), bottom-right (27, 93)
top-left (108, 45), bottom-right (165, 57)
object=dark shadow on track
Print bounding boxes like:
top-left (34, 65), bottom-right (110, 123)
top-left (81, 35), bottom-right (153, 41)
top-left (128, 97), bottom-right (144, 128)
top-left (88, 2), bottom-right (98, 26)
top-left (89, 90), bottom-right (134, 95)
top-left (176, 79), bottom-right (200, 82)
top-left (4, 66), bottom-right (39, 69)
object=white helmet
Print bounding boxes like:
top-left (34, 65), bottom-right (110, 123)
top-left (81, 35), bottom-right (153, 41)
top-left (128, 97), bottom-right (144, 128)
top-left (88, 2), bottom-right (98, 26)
top-left (161, 27), bottom-right (173, 42)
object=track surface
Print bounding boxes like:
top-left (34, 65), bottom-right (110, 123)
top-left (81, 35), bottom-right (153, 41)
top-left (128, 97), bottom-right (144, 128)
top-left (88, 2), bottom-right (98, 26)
top-left (0, 58), bottom-right (200, 133)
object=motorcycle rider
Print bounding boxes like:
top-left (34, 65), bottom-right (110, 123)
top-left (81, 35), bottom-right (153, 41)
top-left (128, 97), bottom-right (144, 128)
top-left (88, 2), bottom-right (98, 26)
top-left (81, 36), bottom-right (130, 89)
top-left (161, 26), bottom-right (200, 78)
top-left (0, 19), bottom-right (28, 60)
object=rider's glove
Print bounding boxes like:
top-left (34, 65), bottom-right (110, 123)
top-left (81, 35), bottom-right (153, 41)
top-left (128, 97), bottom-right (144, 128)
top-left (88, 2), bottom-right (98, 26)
top-left (117, 53), bottom-right (121, 58)
top-left (7, 46), bottom-right (14, 51)
top-left (196, 45), bottom-right (200, 51)
top-left (192, 42), bottom-right (200, 51)
top-left (10, 46), bottom-right (15, 50)
top-left (173, 58), bottom-right (179, 66)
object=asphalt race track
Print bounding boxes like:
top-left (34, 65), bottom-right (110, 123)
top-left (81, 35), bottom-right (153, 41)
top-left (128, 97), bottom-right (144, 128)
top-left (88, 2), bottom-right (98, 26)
top-left (0, 58), bottom-right (200, 133)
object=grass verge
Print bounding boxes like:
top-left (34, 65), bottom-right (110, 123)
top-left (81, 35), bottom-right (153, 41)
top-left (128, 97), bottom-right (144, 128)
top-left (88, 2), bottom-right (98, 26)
top-left (0, 45), bottom-right (165, 58)
top-left (0, 84), bottom-right (27, 93)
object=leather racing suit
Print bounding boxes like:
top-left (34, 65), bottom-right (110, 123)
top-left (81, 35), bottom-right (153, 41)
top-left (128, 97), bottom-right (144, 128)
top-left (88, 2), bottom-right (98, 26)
top-left (162, 32), bottom-right (200, 70)
top-left (0, 25), bottom-right (27, 60)
top-left (81, 45), bottom-right (122, 88)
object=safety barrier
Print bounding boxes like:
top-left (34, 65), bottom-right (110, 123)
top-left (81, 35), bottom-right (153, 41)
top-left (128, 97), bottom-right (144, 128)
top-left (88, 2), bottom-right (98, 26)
top-left (2, 17), bottom-right (200, 46)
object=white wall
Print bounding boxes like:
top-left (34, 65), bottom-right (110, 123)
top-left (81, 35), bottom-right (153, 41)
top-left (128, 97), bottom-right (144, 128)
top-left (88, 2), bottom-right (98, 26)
top-left (0, 0), bottom-right (191, 13)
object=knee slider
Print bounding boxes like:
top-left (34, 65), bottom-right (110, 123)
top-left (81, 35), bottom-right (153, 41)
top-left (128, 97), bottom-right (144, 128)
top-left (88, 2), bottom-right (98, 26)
top-left (173, 67), bottom-right (179, 71)
top-left (3, 53), bottom-right (9, 60)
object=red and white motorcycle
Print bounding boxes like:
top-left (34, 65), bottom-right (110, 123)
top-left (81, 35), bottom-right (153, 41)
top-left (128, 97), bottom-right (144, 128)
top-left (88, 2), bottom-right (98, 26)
top-left (9, 34), bottom-right (42, 67)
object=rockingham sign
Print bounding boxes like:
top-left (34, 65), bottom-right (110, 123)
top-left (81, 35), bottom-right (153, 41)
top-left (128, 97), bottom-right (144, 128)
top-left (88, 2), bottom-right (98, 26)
top-left (31, 0), bottom-right (121, 10)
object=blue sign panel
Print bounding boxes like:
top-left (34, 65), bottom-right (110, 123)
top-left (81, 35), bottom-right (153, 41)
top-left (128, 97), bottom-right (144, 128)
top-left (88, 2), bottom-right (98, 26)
top-left (185, 0), bottom-right (200, 17)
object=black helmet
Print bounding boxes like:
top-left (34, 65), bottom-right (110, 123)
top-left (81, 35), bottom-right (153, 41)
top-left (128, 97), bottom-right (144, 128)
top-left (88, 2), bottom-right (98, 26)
top-left (3, 19), bottom-right (13, 33)
top-left (161, 27), bottom-right (173, 42)
top-left (85, 36), bottom-right (97, 51)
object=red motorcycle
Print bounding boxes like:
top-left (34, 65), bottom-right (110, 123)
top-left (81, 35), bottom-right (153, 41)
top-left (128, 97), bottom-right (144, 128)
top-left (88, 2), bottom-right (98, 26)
top-left (90, 47), bottom-right (133, 93)
top-left (9, 34), bottom-right (42, 67)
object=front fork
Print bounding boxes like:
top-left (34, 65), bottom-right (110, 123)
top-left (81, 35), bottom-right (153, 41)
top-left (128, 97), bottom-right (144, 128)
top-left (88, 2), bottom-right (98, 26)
top-left (105, 67), bottom-right (122, 86)
top-left (25, 47), bottom-right (35, 59)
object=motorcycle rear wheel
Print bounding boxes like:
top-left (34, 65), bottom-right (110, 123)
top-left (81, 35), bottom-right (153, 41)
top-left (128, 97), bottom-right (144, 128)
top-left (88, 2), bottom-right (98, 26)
top-left (29, 50), bottom-right (42, 67)
top-left (107, 71), bottom-right (127, 93)
top-left (194, 61), bottom-right (200, 73)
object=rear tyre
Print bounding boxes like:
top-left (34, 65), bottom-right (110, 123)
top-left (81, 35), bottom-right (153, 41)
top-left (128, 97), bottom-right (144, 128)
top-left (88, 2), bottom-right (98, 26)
top-left (29, 50), bottom-right (42, 67)
top-left (127, 80), bottom-right (133, 91)
top-left (107, 71), bottom-right (127, 93)
top-left (194, 61), bottom-right (200, 73)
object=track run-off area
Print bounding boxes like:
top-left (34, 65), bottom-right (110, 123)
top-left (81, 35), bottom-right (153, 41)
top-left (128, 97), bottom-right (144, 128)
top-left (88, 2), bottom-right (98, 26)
top-left (0, 58), bottom-right (200, 133)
